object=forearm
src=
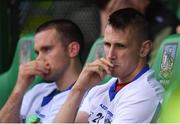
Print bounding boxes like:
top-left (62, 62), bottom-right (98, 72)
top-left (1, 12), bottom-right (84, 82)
top-left (0, 61), bottom-right (43, 122)
top-left (53, 86), bottom-right (86, 123)
top-left (0, 85), bottom-right (27, 123)
top-left (53, 58), bottom-right (111, 123)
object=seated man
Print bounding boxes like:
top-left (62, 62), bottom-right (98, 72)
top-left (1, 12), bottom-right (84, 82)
top-left (0, 19), bottom-right (84, 123)
top-left (54, 8), bottom-right (164, 123)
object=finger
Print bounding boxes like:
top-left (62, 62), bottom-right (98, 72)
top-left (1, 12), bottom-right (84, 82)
top-left (87, 64), bottom-right (106, 80)
top-left (98, 69), bottom-right (106, 80)
top-left (90, 60), bottom-right (110, 74)
top-left (23, 67), bottom-right (44, 77)
top-left (105, 0), bottom-right (119, 14)
top-left (99, 63), bottom-right (111, 74)
top-left (36, 60), bottom-right (50, 71)
top-left (114, 0), bottom-right (128, 12)
top-left (97, 65), bottom-right (107, 79)
top-left (98, 58), bottom-right (113, 74)
top-left (24, 60), bottom-right (50, 75)
top-left (100, 58), bottom-right (114, 67)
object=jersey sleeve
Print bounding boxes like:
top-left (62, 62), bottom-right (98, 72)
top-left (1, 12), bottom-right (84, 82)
top-left (20, 88), bottom-right (34, 121)
top-left (20, 83), bottom-right (49, 120)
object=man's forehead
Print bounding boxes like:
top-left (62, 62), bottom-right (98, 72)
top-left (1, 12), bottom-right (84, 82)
top-left (104, 27), bottom-right (129, 40)
top-left (34, 37), bottom-right (59, 50)
top-left (105, 25), bottom-right (129, 34)
top-left (35, 28), bottom-right (59, 40)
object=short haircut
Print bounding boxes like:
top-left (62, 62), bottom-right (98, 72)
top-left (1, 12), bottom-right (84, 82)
top-left (108, 8), bottom-right (150, 43)
top-left (93, 0), bottom-right (110, 10)
top-left (35, 19), bottom-right (84, 54)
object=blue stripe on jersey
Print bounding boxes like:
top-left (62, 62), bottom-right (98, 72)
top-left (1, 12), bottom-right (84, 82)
top-left (41, 83), bottom-right (74, 107)
top-left (109, 65), bottom-right (150, 101)
top-left (41, 89), bottom-right (60, 107)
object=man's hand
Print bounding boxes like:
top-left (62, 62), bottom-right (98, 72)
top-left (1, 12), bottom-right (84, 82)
top-left (16, 60), bottom-right (50, 90)
top-left (74, 58), bottom-right (113, 91)
top-left (0, 60), bottom-right (50, 123)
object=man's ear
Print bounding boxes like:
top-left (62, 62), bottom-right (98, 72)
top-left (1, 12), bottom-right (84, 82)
top-left (68, 41), bottom-right (80, 58)
top-left (140, 40), bottom-right (152, 57)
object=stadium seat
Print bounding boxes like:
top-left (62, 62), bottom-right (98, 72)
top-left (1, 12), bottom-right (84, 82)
top-left (158, 80), bottom-right (180, 122)
top-left (151, 34), bottom-right (180, 122)
top-left (0, 33), bottom-right (43, 109)
top-left (152, 34), bottom-right (180, 89)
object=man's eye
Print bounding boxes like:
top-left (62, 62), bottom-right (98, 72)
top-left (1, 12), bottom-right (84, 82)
top-left (43, 47), bottom-right (51, 52)
top-left (115, 43), bottom-right (126, 48)
top-left (104, 42), bottom-right (111, 47)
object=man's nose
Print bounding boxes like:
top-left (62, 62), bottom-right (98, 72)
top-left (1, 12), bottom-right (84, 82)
top-left (107, 47), bottom-right (116, 60)
top-left (36, 53), bottom-right (44, 60)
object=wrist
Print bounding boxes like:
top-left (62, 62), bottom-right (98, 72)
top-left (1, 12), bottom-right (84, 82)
top-left (72, 84), bottom-right (87, 95)
top-left (13, 82), bottom-right (29, 95)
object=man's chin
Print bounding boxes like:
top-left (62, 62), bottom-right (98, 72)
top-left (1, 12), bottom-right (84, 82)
top-left (42, 76), bottom-right (53, 83)
top-left (110, 72), bottom-right (118, 77)
top-left (45, 80), bottom-right (54, 83)
top-left (43, 78), bottom-right (54, 83)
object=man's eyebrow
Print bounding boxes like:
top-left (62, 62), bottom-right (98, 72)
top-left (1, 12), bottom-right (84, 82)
top-left (115, 42), bottom-right (126, 47)
top-left (103, 41), bottom-right (111, 45)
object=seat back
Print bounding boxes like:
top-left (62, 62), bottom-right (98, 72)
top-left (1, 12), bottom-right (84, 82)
top-left (152, 34), bottom-right (180, 90)
top-left (0, 33), bottom-right (43, 108)
top-left (158, 80), bottom-right (180, 122)
top-left (151, 34), bottom-right (180, 122)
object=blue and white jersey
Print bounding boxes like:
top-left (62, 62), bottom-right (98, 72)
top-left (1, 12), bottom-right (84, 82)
top-left (20, 82), bottom-right (71, 123)
top-left (79, 69), bottom-right (164, 123)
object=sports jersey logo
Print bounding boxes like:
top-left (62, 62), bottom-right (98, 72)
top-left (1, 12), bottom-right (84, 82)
top-left (104, 110), bottom-right (113, 123)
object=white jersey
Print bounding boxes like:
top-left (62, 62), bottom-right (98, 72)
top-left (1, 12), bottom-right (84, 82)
top-left (20, 82), bottom-right (71, 123)
top-left (79, 69), bottom-right (164, 123)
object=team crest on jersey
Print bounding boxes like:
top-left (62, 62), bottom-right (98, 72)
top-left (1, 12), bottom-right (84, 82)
top-left (160, 43), bottom-right (177, 86)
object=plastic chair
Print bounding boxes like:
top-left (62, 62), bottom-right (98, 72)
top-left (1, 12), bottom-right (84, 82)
top-left (151, 34), bottom-right (180, 122)
top-left (152, 34), bottom-right (180, 90)
top-left (158, 80), bottom-right (180, 122)
top-left (0, 33), bottom-right (43, 109)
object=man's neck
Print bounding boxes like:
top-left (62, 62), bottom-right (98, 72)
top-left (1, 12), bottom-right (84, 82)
top-left (56, 61), bottom-right (82, 91)
top-left (118, 60), bottom-right (147, 84)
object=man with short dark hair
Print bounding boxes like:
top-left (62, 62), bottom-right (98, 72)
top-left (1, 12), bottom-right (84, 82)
top-left (0, 19), bottom-right (84, 123)
top-left (54, 8), bottom-right (164, 123)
